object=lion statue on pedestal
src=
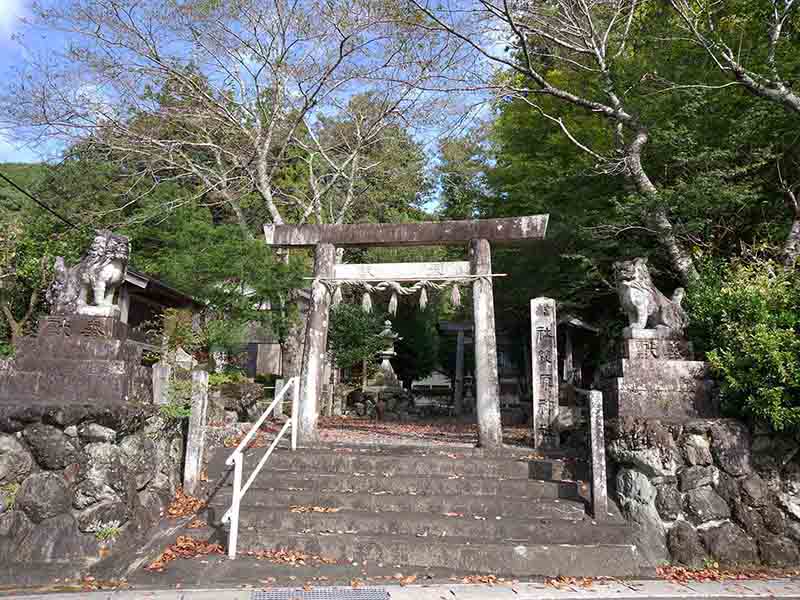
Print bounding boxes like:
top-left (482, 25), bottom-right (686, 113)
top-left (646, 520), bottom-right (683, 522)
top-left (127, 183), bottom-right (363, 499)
top-left (48, 230), bottom-right (130, 316)
top-left (614, 257), bottom-right (688, 332)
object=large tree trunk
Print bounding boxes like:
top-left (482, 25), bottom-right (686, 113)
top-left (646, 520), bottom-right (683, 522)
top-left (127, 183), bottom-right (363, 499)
top-left (297, 243), bottom-right (336, 445)
top-left (470, 238), bottom-right (503, 449)
top-left (1, 307), bottom-right (24, 347)
top-left (1, 282), bottom-right (41, 348)
top-left (784, 216), bottom-right (800, 267)
top-left (279, 248), bottom-right (307, 417)
top-left (626, 131), bottom-right (699, 285)
top-left (783, 190), bottom-right (800, 267)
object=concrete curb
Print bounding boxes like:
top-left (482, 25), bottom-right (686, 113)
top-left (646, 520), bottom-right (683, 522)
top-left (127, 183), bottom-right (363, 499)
top-left (7, 579), bottom-right (800, 600)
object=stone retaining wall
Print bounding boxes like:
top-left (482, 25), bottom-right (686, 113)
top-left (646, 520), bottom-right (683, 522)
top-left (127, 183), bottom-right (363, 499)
top-left (0, 403), bottom-right (183, 565)
top-left (208, 382), bottom-right (268, 423)
top-left (607, 417), bottom-right (800, 568)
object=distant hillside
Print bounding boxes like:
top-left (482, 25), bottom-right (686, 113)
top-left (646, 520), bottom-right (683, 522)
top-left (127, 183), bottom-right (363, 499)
top-left (0, 163), bottom-right (47, 220)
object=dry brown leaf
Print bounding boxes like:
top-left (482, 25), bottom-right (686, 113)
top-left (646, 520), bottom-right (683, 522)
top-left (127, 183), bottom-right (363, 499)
top-left (186, 519), bottom-right (207, 529)
top-left (545, 576), bottom-right (577, 589)
top-left (462, 574), bottom-right (498, 585)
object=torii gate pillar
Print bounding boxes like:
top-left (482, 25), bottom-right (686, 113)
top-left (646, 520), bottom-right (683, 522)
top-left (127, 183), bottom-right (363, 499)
top-left (470, 239), bottom-right (502, 448)
top-left (297, 243), bottom-right (336, 445)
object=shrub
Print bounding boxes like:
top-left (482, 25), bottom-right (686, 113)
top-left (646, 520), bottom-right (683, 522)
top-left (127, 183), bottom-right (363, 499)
top-left (208, 369), bottom-right (247, 389)
top-left (88, 519), bottom-right (122, 542)
top-left (159, 379), bottom-right (193, 422)
top-left (159, 400), bottom-right (192, 421)
top-left (0, 483), bottom-right (19, 509)
top-left (685, 259), bottom-right (800, 431)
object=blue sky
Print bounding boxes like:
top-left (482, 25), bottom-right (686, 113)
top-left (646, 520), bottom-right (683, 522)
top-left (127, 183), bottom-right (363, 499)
top-left (0, 0), bottom-right (55, 163)
top-left (0, 0), bottom-right (484, 168)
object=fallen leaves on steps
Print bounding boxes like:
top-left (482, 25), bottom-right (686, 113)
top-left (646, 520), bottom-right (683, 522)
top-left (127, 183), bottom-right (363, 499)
top-left (289, 505), bottom-right (341, 513)
top-left (244, 548), bottom-right (338, 565)
top-left (166, 488), bottom-right (206, 518)
top-left (186, 518), bottom-right (207, 529)
top-left (223, 431), bottom-right (270, 449)
top-left (145, 536), bottom-right (223, 572)
top-left (46, 576), bottom-right (130, 592)
top-left (395, 573), bottom-right (418, 586)
top-left (656, 565), bottom-right (796, 583)
top-left (458, 574), bottom-right (500, 585)
top-left (545, 576), bottom-right (596, 589)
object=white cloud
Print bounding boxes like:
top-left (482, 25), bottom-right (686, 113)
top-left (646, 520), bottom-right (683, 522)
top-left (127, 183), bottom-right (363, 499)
top-left (0, 132), bottom-right (59, 164)
top-left (0, 134), bottom-right (37, 163)
top-left (0, 0), bottom-right (26, 44)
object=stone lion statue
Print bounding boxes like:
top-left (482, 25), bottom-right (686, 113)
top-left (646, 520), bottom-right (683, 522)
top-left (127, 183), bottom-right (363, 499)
top-left (614, 257), bottom-right (688, 332)
top-left (48, 230), bottom-right (130, 316)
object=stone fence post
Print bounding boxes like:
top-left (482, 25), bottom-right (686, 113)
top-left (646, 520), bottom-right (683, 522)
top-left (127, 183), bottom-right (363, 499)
top-left (274, 378), bottom-right (285, 416)
top-left (588, 390), bottom-right (609, 520)
top-left (184, 369), bottom-right (209, 495)
top-left (152, 360), bottom-right (172, 405)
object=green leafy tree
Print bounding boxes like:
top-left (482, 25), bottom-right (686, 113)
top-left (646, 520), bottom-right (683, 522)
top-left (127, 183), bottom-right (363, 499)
top-left (686, 258), bottom-right (800, 431)
top-left (0, 162), bottom-right (94, 347)
top-left (327, 303), bottom-right (387, 373)
top-left (140, 207), bottom-right (303, 352)
top-left (393, 302), bottom-right (440, 389)
top-left (437, 132), bottom-right (491, 220)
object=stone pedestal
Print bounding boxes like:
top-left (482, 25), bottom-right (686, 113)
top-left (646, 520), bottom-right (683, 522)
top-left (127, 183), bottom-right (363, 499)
top-left (600, 328), bottom-right (717, 420)
top-left (0, 315), bottom-right (151, 405)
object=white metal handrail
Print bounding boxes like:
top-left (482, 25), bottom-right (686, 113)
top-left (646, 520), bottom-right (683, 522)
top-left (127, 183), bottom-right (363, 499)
top-left (221, 376), bottom-right (299, 559)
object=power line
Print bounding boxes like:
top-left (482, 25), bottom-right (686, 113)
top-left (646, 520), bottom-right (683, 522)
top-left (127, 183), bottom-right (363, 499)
top-left (0, 170), bottom-right (79, 230)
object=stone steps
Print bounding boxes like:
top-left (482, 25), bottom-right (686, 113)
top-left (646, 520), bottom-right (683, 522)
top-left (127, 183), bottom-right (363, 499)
top-left (196, 527), bottom-right (640, 577)
top-left (208, 469), bottom-right (580, 498)
top-left (126, 552), bottom-right (492, 588)
top-left (208, 446), bottom-right (587, 482)
top-left (202, 504), bottom-right (632, 544)
top-left (208, 487), bottom-right (583, 517)
top-left (191, 444), bottom-right (640, 578)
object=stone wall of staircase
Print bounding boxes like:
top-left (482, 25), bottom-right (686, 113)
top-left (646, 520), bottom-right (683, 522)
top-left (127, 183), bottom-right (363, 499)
top-left (0, 403), bottom-right (183, 567)
top-left (607, 417), bottom-right (800, 569)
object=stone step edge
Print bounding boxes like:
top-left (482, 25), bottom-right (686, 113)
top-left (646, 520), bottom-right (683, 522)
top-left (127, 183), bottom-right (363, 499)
top-left (208, 465), bottom-right (581, 485)
top-left (231, 532), bottom-right (642, 577)
top-left (200, 504), bottom-right (592, 528)
top-left (212, 442), bottom-right (579, 459)
top-left (210, 526), bottom-right (638, 552)
top-left (206, 489), bottom-right (583, 509)
top-left (210, 449), bottom-right (575, 467)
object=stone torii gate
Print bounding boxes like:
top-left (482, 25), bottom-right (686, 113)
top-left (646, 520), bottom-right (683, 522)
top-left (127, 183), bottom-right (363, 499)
top-left (264, 215), bottom-right (549, 448)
